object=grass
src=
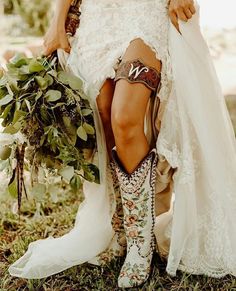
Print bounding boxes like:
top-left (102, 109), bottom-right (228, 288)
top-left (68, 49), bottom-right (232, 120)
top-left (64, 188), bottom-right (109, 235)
top-left (0, 190), bottom-right (236, 291)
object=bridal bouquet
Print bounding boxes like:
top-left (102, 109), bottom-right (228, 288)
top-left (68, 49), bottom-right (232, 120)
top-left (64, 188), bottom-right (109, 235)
top-left (0, 53), bottom-right (99, 210)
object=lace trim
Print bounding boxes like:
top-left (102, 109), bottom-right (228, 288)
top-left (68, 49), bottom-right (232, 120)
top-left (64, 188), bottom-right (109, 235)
top-left (114, 151), bottom-right (155, 194)
top-left (68, 0), bottom-right (172, 103)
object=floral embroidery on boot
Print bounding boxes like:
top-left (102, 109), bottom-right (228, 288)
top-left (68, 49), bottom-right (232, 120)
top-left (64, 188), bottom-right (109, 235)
top-left (112, 148), bottom-right (158, 288)
top-left (89, 161), bottom-right (126, 265)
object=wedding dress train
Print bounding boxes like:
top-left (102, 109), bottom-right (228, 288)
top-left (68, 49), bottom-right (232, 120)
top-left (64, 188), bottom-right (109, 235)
top-left (9, 1), bottom-right (236, 279)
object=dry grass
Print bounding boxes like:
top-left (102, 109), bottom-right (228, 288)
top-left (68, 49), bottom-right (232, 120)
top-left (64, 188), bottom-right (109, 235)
top-left (0, 191), bottom-right (235, 291)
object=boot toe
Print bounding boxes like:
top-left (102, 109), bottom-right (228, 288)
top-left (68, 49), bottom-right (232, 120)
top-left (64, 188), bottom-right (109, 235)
top-left (118, 261), bottom-right (151, 288)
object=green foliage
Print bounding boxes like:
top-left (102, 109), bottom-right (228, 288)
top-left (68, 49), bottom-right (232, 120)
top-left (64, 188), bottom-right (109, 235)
top-left (3, 0), bottom-right (14, 14)
top-left (0, 53), bottom-right (99, 204)
top-left (3, 0), bottom-right (51, 35)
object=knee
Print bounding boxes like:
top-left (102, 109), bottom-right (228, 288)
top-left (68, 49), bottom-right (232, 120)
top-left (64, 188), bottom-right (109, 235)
top-left (112, 110), bottom-right (141, 143)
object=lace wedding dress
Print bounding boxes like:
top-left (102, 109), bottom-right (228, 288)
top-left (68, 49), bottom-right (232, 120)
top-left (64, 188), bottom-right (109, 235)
top-left (9, 0), bottom-right (236, 279)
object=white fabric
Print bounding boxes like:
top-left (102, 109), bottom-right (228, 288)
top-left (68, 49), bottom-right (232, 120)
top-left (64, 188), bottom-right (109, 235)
top-left (157, 7), bottom-right (236, 276)
top-left (67, 0), bottom-right (171, 103)
top-left (9, 0), bottom-right (236, 279)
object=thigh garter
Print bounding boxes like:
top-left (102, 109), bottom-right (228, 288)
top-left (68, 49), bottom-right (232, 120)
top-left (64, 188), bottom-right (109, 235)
top-left (114, 58), bottom-right (161, 93)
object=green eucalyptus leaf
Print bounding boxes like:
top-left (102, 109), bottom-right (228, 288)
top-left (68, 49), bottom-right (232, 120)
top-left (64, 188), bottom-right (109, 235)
top-left (22, 78), bottom-right (34, 90)
top-left (15, 101), bottom-right (21, 110)
top-left (15, 72), bottom-right (28, 81)
top-left (79, 91), bottom-right (89, 100)
top-left (12, 110), bottom-right (27, 125)
top-left (0, 76), bottom-right (8, 86)
top-left (83, 170), bottom-right (95, 182)
top-left (65, 87), bottom-right (80, 102)
top-left (24, 99), bottom-right (31, 111)
top-left (13, 121), bottom-right (23, 131)
top-left (35, 76), bottom-right (48, 90)
top-left (45, 90), bottom-right (62, 102)
top-left (0, 159), bottom-right (9, 171)
top-left (83, 122), bottom-right (95, 135)
top-left (29, 59), bottom-right (45, 73)
top-left (48, 69), bottom-right (57, 78)
top-left (70, 175), bottom-right (82, 192)
top-left (0, 146), bottom-right (12, 160)
top-left (86, 163), bottom-right (100, 184)
top-left (51, 102), bottom-right (66, 109)
top-left (81, 109), bottom-right (92, 116)
top-left (0, 69), bottom-right (3, 79)
top-left (35, 91), bottom-right (43, 101)
top-left (62, 116), bottom-right (77, 145)
top-left (68, 75), bottom-right (83, 90)
top-left (44, 74), bottom-right (54, 86)
top-left (8, 176), bottom-right (17, 198)
top-left (59, 166), bottom-right (75, 183)
top-left (9, 53), bottom-right (28, 67)
top-left (0, 103), bottom-right (12, 119)
top-left (40, 105), bottom-right (50, 123)
top-left (58, 71), bottom-right (70, 84)
top-left (6, 84), bottom-right (14, 97)
top-left (31, 183), bottom-right (46, 202)
top-left (0, 88), bottom-right (7, 99)
top-left (48, 184), bottom-right (59, 203)
top-left (62, 116), bottom-right (71, 128)
top-left (3, 125), bottom-right (19, 134)
top-left (40, 135), bottom-right (46, 147)
top-left (77, 125), bottom-right (87, 141)
top-left (19, 65), bottom-right (30, 75)
top-left (0, 94), bottom-right (13, 106)
top-left (6, 63), bottom-right (16, 70)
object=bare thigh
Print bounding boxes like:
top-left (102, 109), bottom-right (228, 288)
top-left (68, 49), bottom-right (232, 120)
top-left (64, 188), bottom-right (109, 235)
top-left (111, 38), bottom-right (162, 172)
top-left (112, 38), bottom-right (161, 130)
top-left (96, 38), bottom-right (161, 165)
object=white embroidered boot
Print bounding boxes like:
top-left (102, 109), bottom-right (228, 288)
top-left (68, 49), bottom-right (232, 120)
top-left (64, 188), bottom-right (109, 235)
top-left (109, 160), bottom-right (127, 251)
top-left (89, 161), bottom-right (126, 265)
top-left (112, 148), bottom-right (158, 288)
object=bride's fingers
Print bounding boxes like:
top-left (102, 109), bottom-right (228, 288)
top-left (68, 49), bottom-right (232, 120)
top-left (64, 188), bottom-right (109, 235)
top-left (61, 38), bottom-right (71, 54)
top-left (189, 4), bottom-right (196, 15)
top-left (62, 45), bottom-right (71, 54)
top-left (42, 44), bottom-right (70, 56)
top-left (176, 9), bottom-right (188, 22)
top-left (184, 8), bottom-right (193, 19)
top-left (42, 45), bottom-right (55, 57)
top-left (169, 11), bottom-right (180, 33)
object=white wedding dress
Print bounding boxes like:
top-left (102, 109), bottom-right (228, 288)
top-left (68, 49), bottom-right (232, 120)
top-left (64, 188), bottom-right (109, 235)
top-left (9, 0), bottom-right (236, 279)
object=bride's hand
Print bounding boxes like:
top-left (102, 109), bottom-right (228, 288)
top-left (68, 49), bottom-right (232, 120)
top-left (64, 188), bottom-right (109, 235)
top-left (42, 18), bottom-right (71, 56)
top-left (168, 0), bottom-right (196, 32)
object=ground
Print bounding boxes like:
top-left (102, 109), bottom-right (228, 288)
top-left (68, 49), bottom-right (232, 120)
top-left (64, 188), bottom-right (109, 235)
top-left (1, 191), bottom-right (236, 291)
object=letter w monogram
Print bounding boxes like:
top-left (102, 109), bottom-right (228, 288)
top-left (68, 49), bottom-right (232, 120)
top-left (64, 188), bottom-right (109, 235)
top-left (128, 63), bottom-right (149, 79)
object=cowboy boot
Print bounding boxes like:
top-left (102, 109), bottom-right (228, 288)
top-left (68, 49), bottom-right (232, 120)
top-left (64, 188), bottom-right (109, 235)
top-left (89, 160), bottom-right (126, 265)
top-left (109, 159), bottom-right (127, 250)
top-left (112, 148), bottom-right (158, 288)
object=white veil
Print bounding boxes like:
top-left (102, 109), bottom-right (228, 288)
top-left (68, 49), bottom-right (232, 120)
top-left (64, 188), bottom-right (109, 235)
top-left (157, 4), bottom-right (236, 276)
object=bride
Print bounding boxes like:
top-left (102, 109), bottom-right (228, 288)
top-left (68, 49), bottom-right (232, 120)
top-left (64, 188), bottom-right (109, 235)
top-left (9, 0), bottom-right (236, 288)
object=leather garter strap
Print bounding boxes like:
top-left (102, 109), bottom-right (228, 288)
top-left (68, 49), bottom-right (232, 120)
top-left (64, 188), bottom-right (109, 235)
top-left (114, 58), bottom-right (161, 93)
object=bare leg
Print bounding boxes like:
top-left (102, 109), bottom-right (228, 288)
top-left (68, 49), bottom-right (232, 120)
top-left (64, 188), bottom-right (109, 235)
top-left (111, 38), bottom-right (162, 173)
top-left (96, 78), bottom-right (115, 159)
